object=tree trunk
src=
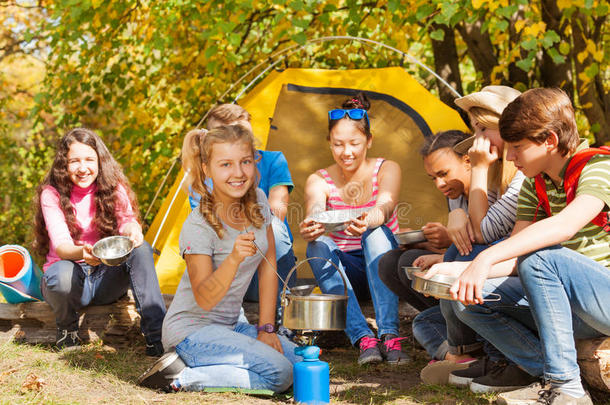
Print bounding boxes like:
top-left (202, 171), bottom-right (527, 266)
top-left (456, 19), bottom-right (498, 85)
top-left (429, 23), bottom-right (464, 107)
top-left (572, 12), bottom-right (609, 145)
top-left (539, 0), bottom-right (574, 99)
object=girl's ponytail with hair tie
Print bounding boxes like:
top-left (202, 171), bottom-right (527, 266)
top-left (351, 98), bottom-right (362, 108)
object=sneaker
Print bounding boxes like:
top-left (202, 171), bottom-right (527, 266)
top-left (420, 358), bottom-right (476, 385)
top-left (469, 361), bottom-right (539, 393)
top-left (145, 342), bottom-right (164, 357)
top-left (56, 329), bottom-right (82, 351)
top-left (535, 388), bottom-right (593, 405)
top-left (497, 382), bottom-right (545, 405)
top-left (379, 334), bottom-right (411, 365)
top-left (357, 336), bottom-right (382, 365)
top-left (448, 357), bottom-right (494, 386)
top-left (138, 351), bottom-right (186, 392)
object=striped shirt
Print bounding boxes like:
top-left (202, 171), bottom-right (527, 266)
top-left (516, 140), bottom-right (610, 268)
top-left (480, 171), bottom-right (526, 243)
top-left (319, 158), bottom-right (399, 252)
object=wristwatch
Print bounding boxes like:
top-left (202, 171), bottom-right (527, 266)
top-left (256, 323), bottom-right (276, 333)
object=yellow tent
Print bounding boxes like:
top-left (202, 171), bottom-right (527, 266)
top-left (145, 67), bottom-right (469, 294)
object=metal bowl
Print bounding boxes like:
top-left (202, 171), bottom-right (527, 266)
top-left (401, 266), bottom-right (422, 281)
top-left (310, 208), bottom-right (369, 232)
top-left (411, 272), bottom-right (457, 300)
top-left (92, 236), bottom-right (134, 266)
top-left (394, 230), bottom-right (427, 245)
top-left (289, 284), bottom-right (316, 296)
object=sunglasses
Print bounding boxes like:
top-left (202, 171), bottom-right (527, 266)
top-left (328, 108), bottom-right (370, 126)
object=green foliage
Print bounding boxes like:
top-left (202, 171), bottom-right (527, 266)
top-left (0, 0), bottom-right (608, 250)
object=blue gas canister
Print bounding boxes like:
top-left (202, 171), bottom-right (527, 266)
top-left (293, 345), bottom-right (329, 404)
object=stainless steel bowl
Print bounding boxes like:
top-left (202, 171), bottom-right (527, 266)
top-left (401, 266), bottom-right (422, 280)
top-left (310, 208), bottom-right (369, 232)
top-left (394, 230), bottom-right (427, 245)
top-left (289, 284), bottom-right (316, 296)
top-left (411, 272), bottom-right (456, 300)
top-left (92, 236), bottom-right (134, 266)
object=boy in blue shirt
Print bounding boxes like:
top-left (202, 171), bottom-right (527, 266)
top-left (188, 104), bottom-right (297, 305)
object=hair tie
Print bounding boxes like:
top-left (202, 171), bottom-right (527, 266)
top-left (351, 98), bottom-right (362, 107)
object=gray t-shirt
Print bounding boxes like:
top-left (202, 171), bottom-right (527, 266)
top-left (162, 188), bottom-right (273, 350)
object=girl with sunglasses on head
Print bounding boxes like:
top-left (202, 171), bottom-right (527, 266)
top-left (299, 92), bottom-right (408, 366)
top-left (33, 128), bottom-right (166, 355)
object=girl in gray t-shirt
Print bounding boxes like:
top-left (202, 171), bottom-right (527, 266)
top-left (141, 125), bottom-right (299, 393)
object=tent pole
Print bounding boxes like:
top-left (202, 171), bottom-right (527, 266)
top-left (151, 170), bottom-right (189, 254)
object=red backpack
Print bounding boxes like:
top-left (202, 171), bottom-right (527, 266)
top-left (533, 146), bottom-right (610, 232)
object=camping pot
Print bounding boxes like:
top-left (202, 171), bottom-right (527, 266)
top-left (281, 257), bottom-right (348, 331)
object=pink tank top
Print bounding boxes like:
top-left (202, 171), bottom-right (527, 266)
top-left (318, 158), bottom-right (399, 252)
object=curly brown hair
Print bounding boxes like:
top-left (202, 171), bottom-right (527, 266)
top-left (32, 128), bottom-right (139, 256)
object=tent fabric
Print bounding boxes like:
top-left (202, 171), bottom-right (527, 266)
top-left (145, 67), bottom-right (469, 294)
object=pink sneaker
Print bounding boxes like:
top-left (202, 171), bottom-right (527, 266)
top-left (357, 336), bottom-right (382, 365)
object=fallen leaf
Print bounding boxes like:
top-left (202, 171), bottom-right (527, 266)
top-left (21, 373), bottom-right (45, 392)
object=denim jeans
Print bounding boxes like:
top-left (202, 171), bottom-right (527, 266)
top-left (175, 322), bottom-right (300, 393)
top-left (41, 242), bottom-right (166, 344)
top-left (306, 226), bottom-right (398, 345)
top-left (518, 245), bottom-right (610, 381)
top-left (244, 216), bottom-right (297, 303)
top-left (412, 306), bottom-right (450, 360)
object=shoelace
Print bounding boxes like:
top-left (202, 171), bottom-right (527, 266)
top-left (487, 359), bottom-right (509, 377)
top-left (536, 389), bottom-right (559, 404)
top-left (58, 330), bottom-right (80, 344)
top-left (383, 337), bottom-right (406, 351)
top-left (359, 337), bottom-right (380, 351)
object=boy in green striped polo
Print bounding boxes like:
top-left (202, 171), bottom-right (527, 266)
top-left (424, 88), bottom-right (609, 404)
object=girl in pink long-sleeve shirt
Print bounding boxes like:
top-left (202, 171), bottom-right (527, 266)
top-left (32, 128), bottom-right (165, 354)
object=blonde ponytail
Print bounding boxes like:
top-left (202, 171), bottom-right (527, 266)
top-left (181, 124), bottom-right (264, 238)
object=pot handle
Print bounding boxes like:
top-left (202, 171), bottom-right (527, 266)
top-left (280, 256), bottom-right (349, 308)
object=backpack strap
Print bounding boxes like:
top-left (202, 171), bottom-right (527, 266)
top-left (533, 174), bottom-right (551, 222)
top-left (533, 147), bottom-right (610, 226)
top-left (564, 146), bottom-right (610, 230)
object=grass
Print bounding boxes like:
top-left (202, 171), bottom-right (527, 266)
top-left (1, 337), bottom-right (608, 405)
top-left (1, 299), bottom-right (608, 405)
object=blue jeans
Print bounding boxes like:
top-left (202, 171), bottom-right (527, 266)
top-left (244, 216), bottom-right (297, 303)
top-left (451, 247), bottom-right (610, 380)
top-left (412, 306), bottom-right (450, 360)
top-left (306, 226), bottom-right (399, 345)
top-left (41, 242), bottom-right (166, 344)
top-left (175, 322), bottom-right (300, 393)
top-left (518, 245), bottom-right (610, 381)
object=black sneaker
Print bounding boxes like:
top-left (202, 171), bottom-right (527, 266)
top-left (145, 342), bottom-right (164, 357)
top-left (138, 351), bottom-right (186, 392)
top-left (448, 357), bottom-right (493, 386)
top-left (379, 334), bottom-right (411, 365)
top-left (357, 336), bottom-right (382, 365)
top-left (56, 329), bottom-right (82, 351)
top-left (469, 361), bottom-right (539, 393)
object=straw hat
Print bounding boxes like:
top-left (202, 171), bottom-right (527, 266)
top-left (453, 86), bottom-right (522, 154)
